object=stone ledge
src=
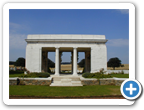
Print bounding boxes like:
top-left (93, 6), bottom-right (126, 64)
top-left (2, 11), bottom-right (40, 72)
top-left (25, 39), bottom-right (108, 43)
top-left (113, 77), bottom-right (128, 80)
top-left (9, 77), bottom-right (52, 85)
top-left (9, 77), bottom-right (52, 80)
top-left (80, 77), bottom-right (128, 86)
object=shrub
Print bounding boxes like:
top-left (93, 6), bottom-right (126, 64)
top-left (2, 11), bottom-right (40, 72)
top-left (82, 72), bottom-right (112, 79)
top-left (121, 70), bottom-right (124, 74)
top-left (82, 67), bottom-right (85, 73)
top-left (47, 67), bottom-right (51, 73)
top-left (9, 70), bottom-right (24, 74)
top-left (20, 72), bottom-right (50, 78)
top-left (82, 73), bottom-right (91, 78)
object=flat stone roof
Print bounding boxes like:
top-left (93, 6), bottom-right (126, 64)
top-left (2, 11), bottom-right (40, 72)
top-left (26, 34), bottom-right (108, 43)
top-left (27, 34), bottom-right (106, 39)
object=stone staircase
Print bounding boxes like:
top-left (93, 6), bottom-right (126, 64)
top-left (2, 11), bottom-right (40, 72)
top-left (50, 75), bottom-right (83, 86)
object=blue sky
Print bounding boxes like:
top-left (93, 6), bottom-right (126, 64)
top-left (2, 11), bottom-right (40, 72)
top-left (9, 9), bottom-right (129, 64)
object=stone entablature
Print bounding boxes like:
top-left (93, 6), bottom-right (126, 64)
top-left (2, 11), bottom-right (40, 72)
top-left (25, 39), bottom-right (107, 43)
top-left (27, 34), bottom-right (106, 39)
top-left (25, 34), bottom-right (108, 75)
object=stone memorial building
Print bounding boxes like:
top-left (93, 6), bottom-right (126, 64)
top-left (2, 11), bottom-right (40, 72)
top-left (25, 34), bottom-right (108, 75)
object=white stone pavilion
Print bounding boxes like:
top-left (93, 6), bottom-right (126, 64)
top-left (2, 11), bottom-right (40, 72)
top-left (25, 34), bottom-right (108, 75)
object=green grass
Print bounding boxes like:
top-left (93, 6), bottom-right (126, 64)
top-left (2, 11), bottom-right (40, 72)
top-left (110, 74), bottom-right (129, 78)
top-left (9, 85), bottom-right (121, 97)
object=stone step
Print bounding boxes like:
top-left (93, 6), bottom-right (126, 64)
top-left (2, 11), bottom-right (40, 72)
top-left (72, 84), bottom-right (83, 86)
top-left (71, 81), bottom-right (81, 83)
top-left (50, 83), bottom-right (83, 86)
top-left (61, 79), bottom-right (72, 81)
top-left (61, 81), bottom-right (71, 83)
top-left (50, 83), bottom-right (72, 86)
top-left (53, 81), bottom-right (61, 83)
top-left (50, 76), bottom-right (83, 86)
top-left (53, 78), bottom-right (80, 81)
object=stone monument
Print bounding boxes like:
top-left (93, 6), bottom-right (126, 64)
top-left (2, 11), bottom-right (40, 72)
top-left (25, 34), bottom-right (108, 75)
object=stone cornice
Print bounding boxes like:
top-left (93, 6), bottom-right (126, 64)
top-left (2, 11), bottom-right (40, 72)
top-left (25, 39), bottom-right (108, 43)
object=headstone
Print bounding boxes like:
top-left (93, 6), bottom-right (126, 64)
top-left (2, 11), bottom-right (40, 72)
top-left (24, 71), bottom-right (27, 75)
top-left (19, 67), bottom-right (21, 70)
top-left (14, 67), bottom-right (17, 71)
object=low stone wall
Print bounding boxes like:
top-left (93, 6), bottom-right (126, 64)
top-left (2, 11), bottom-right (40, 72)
top-left (106, 70), bottom-right (129, 74)
top-left (10, 77), bottom-right (127, 86)
top-left (80, 77), bottom-right (127, 86)
top-left (9, 77), bottom-right (52, 85)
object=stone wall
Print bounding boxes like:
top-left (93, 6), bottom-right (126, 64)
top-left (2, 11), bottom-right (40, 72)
top-left (100, 79), bottom-right (115, 85)
top-left (10, 77), bottom-right (127, 86)
top-left (9, 77), bottom-right (52, 85)
top-left (106, 70), bottom-right (129, 74)
top-left (80, 77), bottom-right (127, 86)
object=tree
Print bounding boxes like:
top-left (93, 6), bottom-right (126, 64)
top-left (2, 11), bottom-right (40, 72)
top-left (47, 58), bottom-right (55, 68)
top-left (107, 57), bottom-right (121, 70)
top-left (14, 57), bottom-right (25, 67)
top-left (78, 59), bottom-right (85, 67)
top-left (71, 52), bottom-right (79, 63)
top-left (9, 61), bottom-right (15, 65)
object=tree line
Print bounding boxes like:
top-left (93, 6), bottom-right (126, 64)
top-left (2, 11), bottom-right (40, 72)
top-left (10, 57), bottom-right (123, 70)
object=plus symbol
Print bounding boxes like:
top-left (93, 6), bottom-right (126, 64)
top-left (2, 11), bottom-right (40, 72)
top-left (126, 83), bottom-right (137, 95)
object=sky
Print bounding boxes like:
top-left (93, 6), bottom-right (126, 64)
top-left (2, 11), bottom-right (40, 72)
top-left (9, 9), bottom-right (129, 64)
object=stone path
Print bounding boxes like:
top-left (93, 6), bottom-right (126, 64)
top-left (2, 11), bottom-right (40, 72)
top-left (50, 75), bottom-right (83, 86)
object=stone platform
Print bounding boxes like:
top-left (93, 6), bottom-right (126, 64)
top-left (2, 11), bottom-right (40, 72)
top-left (50, 75), bottom-right (83, 86)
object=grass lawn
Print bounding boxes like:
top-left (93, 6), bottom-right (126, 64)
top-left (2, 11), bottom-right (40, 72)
top-left (110, 74), bottom-right (129, 78)
top-left (9, 85), bottom-right (121, 97)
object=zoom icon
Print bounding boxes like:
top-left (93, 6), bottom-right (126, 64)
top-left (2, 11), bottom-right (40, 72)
top-left (120, 79), bottom-right (143, 100)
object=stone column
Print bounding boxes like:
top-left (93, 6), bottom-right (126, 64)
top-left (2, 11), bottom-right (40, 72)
top-left (55, 47), bottom-right (59, 75)
top-left (71, 52), bottom-right (73, 74)
top-left (39, 48), bottom-right (42, 72)
top-left (73, 47), bottom-right (78, 75)
top-left (59, 52), bottom-right (62, 73)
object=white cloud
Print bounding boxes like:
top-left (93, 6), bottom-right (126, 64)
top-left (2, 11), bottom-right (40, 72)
top-left (9, 34), bottom-right (27, 49)
top-left (106, 39), bottom-right (129, 47)
top-left (10, 22), bottom-right (21, 29)
top-left (118, 9), bottom-right (129, 14)
top-left (9, 22), bottom-right (29, 49)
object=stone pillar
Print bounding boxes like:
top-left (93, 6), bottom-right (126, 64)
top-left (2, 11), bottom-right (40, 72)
top-left (55, 47), bottom-right (59, 75)
top-left (73, 47), bottom-right (77, 75)
top-left (42, 51), bottom-right (48, 72)
top-left (71, 52), bottom-right (73, 74)
top-left (59, 52), bottom-right (62, 73)
top-left (85, 51), bottom-right (90, 73)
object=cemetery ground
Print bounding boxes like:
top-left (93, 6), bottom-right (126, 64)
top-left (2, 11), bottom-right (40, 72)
top-left (9, 85), bottom-right (124, 99)
top-left (9, 64), bottom-right (128, 99)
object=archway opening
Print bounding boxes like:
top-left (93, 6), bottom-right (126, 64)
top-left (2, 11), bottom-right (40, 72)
top-left (48, 52), bottom-right (55, 74)
top-left (60, 52), bottom-right (72, 74)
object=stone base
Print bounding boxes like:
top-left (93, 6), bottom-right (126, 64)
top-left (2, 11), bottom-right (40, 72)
top-left (80, 77), bottom-right (128, 86)
top-left (9, 77), bottom-right (52, 85)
